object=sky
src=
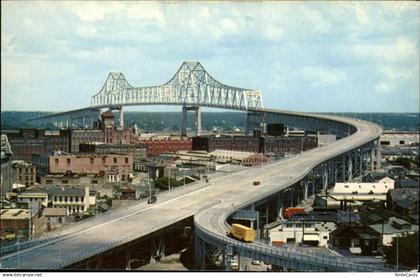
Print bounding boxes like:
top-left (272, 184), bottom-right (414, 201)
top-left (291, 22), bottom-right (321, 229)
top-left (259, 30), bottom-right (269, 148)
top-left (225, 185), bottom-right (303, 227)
top-left (1, 1), bottom-right (419, 113)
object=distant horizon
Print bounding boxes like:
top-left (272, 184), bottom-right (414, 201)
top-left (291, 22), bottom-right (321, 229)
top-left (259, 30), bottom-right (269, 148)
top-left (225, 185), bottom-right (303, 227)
top-left (1, 110), bottom-right (419, 114)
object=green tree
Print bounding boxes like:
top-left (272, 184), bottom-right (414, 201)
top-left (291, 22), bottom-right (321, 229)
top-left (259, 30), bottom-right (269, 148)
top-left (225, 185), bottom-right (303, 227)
top-left (155, 176), bottom-right (180, 190)
top-left (383, 232), bottom-right (418, 268)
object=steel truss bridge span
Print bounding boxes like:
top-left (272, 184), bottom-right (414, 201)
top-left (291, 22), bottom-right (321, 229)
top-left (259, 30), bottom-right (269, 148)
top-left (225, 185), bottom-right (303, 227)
top-left (91, 61), bottom-right (263, 111)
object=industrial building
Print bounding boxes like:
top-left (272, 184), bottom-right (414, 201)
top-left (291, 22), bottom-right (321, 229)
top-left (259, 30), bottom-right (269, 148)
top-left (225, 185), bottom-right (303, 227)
top-left (49, 151), bottom-right (133, 182)
top-left (138, 136), bottom-right (192, 156)
top-left (12, 160), bottom-right (36, 187)
top-left (209, 150), bottom-right (270, 166)
top-left (380, 131), bottom-right (420, 147)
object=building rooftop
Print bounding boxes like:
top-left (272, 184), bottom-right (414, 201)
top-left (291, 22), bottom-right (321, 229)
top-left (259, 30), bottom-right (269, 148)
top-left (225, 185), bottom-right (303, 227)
top-left (369, 217), bottom-right (418, 235)
top-left (47, 187), bottom-right (85, 197)
top-left (43, 208), bottom-right (67, 217)
top-left (0, 209), bottom-right (30, 220)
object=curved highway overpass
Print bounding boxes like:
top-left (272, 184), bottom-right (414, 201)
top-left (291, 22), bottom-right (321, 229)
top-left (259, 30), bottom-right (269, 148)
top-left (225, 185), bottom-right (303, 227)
top-left (1, 108), bottom-right (391, 271)
top-left (194, 110), bottom-right (388, 271)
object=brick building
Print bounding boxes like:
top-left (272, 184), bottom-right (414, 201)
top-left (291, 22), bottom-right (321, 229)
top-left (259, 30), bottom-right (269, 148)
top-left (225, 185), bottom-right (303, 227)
top-left (49, 152), bottom-right (133, 182)
top-left (138, 137), bottom-right (192, 156)
top-left (8, 137), bottom-right (45, 162)
top-left (264, 136), bottom-right (318, 156)
top-left (79, 142), bottom-right (147, 171)
top-left (70, 129), bottom-right (104, 153)
top-left (101, 111), bottom-right (134, 144)
top-left (44, 130), bottom-right (70, 153)
top-left (192, 135), bottom-right (318, 157)
top-left (192, 136), bottom-right (261, 153)
top-left (7, 129), bottom-right (70, 162)
top-left (12, 160), bottom-right (36, 187)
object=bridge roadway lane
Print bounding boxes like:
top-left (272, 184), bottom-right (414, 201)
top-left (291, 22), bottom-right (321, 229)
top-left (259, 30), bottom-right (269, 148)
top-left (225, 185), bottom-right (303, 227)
top-left (1, 149), bottom-right (339, 270)
top-left (1, 114), bottom-right (381, 270)
top-left (194, 116), bottom-right (385, 271)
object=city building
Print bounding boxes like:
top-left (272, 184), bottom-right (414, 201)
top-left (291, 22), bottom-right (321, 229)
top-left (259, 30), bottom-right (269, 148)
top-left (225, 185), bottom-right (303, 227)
top-left (70, 129), bottom-right (104, 153)
top-left (79, 142), bottom-right (146, 171)
top-left (40, 173), bottom-right (113, 198)
top-left (263, 136), bottom-right (318, 157)
top-left (31, 153), bottom-right (50, 178)
top-left (47, 186), bottom-right (90, 215)
top-left (12, 160), bottom-right (36, 187)
top-left (17, 187), bottom-right (48, 214)
top-left (380, 131), bottom-right (420, 147)
top-left (0, 208), bottom-right (36, 240)
top-left (44, 130), bottom-right (71, 154)
top-left (101, 111), bottom-right (134, 144)
top-left (333, 178), bottom-right (395, 194)
top-left (268, 219), bottom-right (336, 247)
top-left (368, 216), bottom-right (418, 246)
top-left (8, 137), bottom-right (45, 162)
top-left (329, 224), bottom-right (382, 256)
top-left (1, 134), bottom-right (15, 198)
top-left (43, 207), bottom-right (67, 231)
top-left (7, 129), bottom-right (70, 162)
top-left (386, 188), bottom-right (419, 217)
top-left (49, 152), bottom-right (133, 182)
top-left (138, 137), bottom-right (192, 156)
top-left (209, 150), bottom-right (270, 166)
top-left (192, 135), bottom-right (261, 153)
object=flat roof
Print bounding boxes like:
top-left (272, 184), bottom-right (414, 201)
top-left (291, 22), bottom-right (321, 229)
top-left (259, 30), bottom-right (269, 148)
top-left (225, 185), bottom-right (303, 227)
top-left (0, 209), bottom-right (30, 220)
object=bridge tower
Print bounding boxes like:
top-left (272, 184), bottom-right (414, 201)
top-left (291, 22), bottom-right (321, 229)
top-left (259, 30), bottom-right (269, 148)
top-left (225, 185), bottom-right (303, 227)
top-left (181, 105), bottom-right (201, 137)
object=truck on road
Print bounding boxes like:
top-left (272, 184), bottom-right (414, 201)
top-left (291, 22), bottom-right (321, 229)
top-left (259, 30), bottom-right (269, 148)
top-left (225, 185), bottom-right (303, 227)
top-left (227, 223), bottom-right (255, 242)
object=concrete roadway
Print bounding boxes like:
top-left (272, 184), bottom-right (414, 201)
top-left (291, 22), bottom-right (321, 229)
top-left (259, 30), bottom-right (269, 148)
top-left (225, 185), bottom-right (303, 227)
top-left (1, 115), bottom-right (381, 270)
top-left (194, 115), bottom-right (383, 270)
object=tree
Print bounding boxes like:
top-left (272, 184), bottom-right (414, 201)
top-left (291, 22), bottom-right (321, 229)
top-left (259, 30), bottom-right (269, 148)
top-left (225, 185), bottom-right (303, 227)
top-left (383, 232), bottom-right (418, 268)
top-left (155, 176), bottom-right (180, 190)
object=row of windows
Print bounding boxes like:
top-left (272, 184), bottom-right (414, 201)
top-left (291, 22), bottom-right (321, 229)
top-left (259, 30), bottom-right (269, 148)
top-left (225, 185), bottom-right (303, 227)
top-left (54, 196), bottom-right (84, 202)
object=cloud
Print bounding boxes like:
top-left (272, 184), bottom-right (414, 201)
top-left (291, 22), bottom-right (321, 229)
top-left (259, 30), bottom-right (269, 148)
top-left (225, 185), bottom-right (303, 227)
top-left (301, 67), bottom-right (348, 88)
top-left (1, 1), bottom-right (418, 112)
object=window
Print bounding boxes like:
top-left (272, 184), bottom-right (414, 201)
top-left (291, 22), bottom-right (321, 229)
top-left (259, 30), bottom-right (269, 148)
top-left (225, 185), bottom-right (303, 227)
top-left (90, 158), bottom-right (94, 164)
top-left (62, 180), bottom-right (68, 184)
top-left (125, 158), bottom-right (129, 164)
top-left (399, 140), bottom-right (405, 145)
top-left (59, 196), bottom-right (62, 202)
top-left (91, 180), bottom-right (98, 184)
top-left (323, 236), bottom-right (328, 239)
top-left (114, 158), bottom-right (117, 163)
top-left (67, 158), bottom-right (71, 165)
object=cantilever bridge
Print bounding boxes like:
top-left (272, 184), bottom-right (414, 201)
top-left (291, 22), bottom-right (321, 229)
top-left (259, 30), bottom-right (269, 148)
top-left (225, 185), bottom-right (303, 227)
top-left (91, 61), bottom-right (263, 111)
top-left (28, 61), bottom-right (263, 136)
top-left (11, 62), bottom-right (394, 271)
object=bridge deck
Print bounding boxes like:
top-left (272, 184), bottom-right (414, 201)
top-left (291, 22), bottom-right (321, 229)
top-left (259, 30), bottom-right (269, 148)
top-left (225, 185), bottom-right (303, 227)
top-left (1, 111), bottom-right (383, 270)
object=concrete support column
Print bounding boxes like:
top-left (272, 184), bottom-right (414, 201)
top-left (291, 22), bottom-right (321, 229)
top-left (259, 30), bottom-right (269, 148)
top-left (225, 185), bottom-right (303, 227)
top-left (195, 106), bottom-right (201, 136)
top-left (276, 192), bottom-right (283, 219)
top-left (303, 179), bottom-right (308, 200)
top-left (181, 105), bottom-right (187, 137)
top-left (370, 149), bottom-right (375, 171)
top-left (119, 106), bottom-right (124, 128)
top-left (376, 141), bottom-right (382, 169)
top-left (323, 168), bottom-right (328, 192)
top-left (82, 117), bottom-right (86, 128)
top-left (245, 112), bottom-right (250, 135)
top-left (348, 154), bottom-right (353, 181)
